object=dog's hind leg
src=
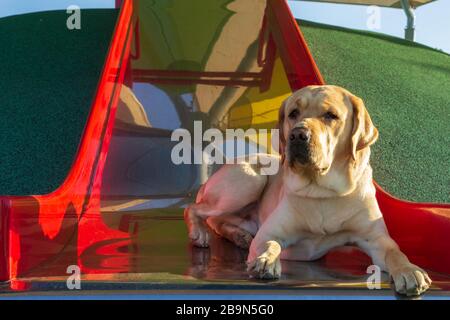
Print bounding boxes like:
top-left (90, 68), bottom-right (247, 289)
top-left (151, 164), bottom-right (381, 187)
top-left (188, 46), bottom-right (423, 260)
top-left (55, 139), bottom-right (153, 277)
top-left (185, 203), bottom-right (256, 248)
top-left (207, 210), bottom-right (258, 249)
top-left (184, 184), bottom-right (220, 247)
top-left (185, 161), bottom-right (269, 248)
top-left (185, 196), bottom-right (237, 248)
top-left (184, 203), bottom-right (213, 248)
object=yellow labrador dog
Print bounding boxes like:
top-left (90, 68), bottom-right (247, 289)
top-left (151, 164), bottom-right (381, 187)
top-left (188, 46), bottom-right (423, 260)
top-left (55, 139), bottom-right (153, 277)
top-left (184, 85), bottom-right (431, 296)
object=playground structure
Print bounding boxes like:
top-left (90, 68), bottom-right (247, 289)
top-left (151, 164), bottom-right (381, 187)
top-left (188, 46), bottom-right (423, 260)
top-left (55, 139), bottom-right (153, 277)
top-left (293, 0), bottom-right (436, 41)
top-left (0, 0), bottom-right (448, 296)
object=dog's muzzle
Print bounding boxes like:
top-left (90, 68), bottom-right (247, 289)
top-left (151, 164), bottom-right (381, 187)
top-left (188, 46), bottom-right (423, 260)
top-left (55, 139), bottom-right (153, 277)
top-left (288, 127), bottom-right (311, 165)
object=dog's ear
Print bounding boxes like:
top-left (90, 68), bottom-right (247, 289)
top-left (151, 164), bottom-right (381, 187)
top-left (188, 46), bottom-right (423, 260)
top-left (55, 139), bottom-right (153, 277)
top-left (350, 95), bottom-right (378, 161)
top-left (275, 98), bottom-right (287, 163)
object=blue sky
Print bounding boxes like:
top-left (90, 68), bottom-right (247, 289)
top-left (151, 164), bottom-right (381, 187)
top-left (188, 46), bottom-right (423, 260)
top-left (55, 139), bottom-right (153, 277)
top-left (0, 0), bottom-right (115, 17)
top-left (288, 0), bottom-right (450, 53)
top-left (0, 0), bottom-right (448, 53)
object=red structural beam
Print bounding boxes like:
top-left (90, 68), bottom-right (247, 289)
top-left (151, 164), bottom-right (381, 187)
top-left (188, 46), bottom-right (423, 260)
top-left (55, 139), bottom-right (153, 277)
top-left (0, 0), bottom-right (134, 284)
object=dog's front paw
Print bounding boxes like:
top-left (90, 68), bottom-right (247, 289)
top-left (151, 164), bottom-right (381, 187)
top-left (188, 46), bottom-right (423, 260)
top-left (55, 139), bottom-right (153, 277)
top-left (391, 264), bottom-right (432, 296)
top-left (247, 253), bottom-right (281, 280)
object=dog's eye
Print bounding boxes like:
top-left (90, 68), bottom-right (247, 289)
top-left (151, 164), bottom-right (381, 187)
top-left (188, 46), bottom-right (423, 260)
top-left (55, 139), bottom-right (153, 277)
top-left (324, 111), bottom-right (338, 121)
top-left (288, 109), bottom-right (300, 119)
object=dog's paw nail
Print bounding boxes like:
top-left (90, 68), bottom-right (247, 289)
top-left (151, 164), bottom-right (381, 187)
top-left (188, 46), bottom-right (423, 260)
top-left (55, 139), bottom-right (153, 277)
top-left (189, 227), bottom-right (210, 248)
top-left (392, 265), bottom-right (431, 296)
top-left (247, 255), bottom-right (281, 280)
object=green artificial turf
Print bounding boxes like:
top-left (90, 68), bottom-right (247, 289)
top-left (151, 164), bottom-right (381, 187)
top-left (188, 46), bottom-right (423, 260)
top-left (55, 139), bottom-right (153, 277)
top-left (0, 9), bottom-right (118, 195)
top-left (299, 20), bottom-right (450, 203)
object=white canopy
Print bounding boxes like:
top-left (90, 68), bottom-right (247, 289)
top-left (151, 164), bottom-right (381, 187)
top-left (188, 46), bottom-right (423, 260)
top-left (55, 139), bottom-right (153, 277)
top-left (295, 0), bottom-right (437, 40)
top-left (298, 0), bottom-right (436, 8)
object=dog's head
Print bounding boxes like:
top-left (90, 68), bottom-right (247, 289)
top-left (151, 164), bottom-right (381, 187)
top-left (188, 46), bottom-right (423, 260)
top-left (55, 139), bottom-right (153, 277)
top-left (278, 85), bottom-right (378, 194)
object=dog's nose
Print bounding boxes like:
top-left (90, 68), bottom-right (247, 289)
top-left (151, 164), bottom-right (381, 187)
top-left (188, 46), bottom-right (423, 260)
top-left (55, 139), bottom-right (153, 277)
top-left (289, 127), bottom-right (310, 143)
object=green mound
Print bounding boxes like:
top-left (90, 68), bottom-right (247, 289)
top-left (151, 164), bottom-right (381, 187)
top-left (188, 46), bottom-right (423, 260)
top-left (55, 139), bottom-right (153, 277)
top-left (0, 9), bottom-right (118, 195)
top-left (299, 20), bottom-right (449, 203)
